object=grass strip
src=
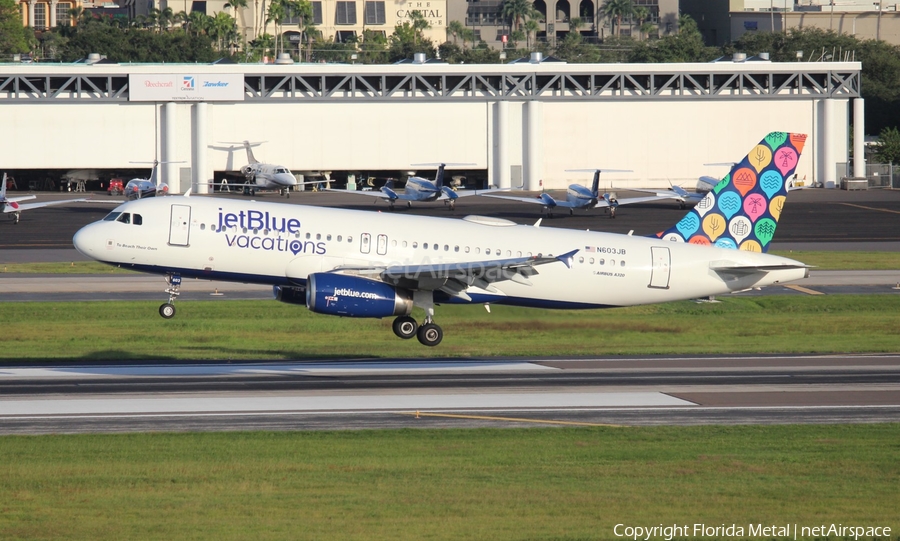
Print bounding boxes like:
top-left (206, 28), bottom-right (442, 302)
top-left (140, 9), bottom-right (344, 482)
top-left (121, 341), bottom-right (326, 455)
top-left (2, 295), bottom-right (899, 360)
top-left (1, 425), bottom-right (898, 541)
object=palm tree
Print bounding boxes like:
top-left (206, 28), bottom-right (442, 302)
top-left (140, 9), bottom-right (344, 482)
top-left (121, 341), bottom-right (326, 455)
top-left (600, 0), bottom-right (632, 37)
top-left (501, 0), bottom-right (537, 34)
top-left (225, 0), bottom-right (250, 46)
top-left (158, 6), bottom-right (175, 31)
top-left (632, 5), bottom-right (648, 40)
top-left (524, 18), bottom-right (540, 49)
top-left (446, 20), bottom-right (465, 45)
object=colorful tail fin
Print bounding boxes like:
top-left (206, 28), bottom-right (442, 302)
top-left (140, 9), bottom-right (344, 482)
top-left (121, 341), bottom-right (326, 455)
top-left (656, 132), bottom-right (807, 253)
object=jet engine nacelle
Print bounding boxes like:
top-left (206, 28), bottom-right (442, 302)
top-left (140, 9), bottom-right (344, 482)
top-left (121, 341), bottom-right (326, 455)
top-left (305, 273), bottom-right (413, 318)
top-left (273, 285), bottom-right (307, 305)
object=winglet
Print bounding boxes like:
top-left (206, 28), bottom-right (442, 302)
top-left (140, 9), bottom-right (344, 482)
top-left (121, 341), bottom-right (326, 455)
top-left (533, 218), bottom-right (542, 228)
top-left (556, 249), bottom-right (579, 269)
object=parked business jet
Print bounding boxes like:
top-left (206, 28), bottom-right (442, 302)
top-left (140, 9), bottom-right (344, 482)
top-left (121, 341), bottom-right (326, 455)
top-left (482, 169), bottom-right (677, 218)
top-left (222, 141), bottom-right (298, 197)
top-left (327, 163), bottom-right (484, 210)
top-left (123, 162), bottom-right (169, 200)
top-left (73, 133), bottom-right (809, 347)
top-left (1, 173), bottom-right (87, 224)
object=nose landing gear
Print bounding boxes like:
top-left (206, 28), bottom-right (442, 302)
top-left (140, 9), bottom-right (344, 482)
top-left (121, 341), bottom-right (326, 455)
top-left (159, 274), bottom-right (182, 319)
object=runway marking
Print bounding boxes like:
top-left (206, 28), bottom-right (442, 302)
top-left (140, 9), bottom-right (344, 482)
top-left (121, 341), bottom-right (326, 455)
top-left (397, 411), bottom-right (621, 427)
top-left (784, 284), bottom-right (824, 295)
top-left (838, 203), bottom-right (900, 215)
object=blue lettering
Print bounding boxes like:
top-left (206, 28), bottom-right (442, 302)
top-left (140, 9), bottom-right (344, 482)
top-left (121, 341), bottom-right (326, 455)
top-left (316, 242), bottom-right (326, 255)
top-left (287, 218), bottom-right (301, 234)
top-left (237, 235), bottom-right (249, 248)
top-left (262, 238), bottom-right (275, 250)
top-left (250, 236), bottom-right (262, 249)
top-left (247, 210), bottom-right (264, 230)
top-left (224, 213), bottom-right (238, 228)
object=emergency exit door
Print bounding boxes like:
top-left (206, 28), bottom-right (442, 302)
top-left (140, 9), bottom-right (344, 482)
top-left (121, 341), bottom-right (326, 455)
top-left (649, 246), bottom-right (671, 289)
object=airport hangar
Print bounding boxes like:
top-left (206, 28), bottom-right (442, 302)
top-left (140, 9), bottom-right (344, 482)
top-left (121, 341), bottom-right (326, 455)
top-left (0, 57), bottom-right (862, 193)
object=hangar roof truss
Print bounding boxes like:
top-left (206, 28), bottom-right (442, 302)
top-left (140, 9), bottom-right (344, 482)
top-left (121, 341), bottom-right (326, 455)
top-left (0, 64), bottom-right (860, 103)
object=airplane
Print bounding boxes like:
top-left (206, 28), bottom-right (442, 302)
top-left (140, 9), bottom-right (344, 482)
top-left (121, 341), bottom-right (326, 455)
top-left (222, 141), bottom-right (298, 197)
top-left (72, 132), bottom-right (809, 347)
top-left (481, 169), bottom-right (678, 218)
top-left (1, 173), bottom-right (87, 224)
top-left (124, 162), bottom-right (169, 200)
top-left (326, 163), bottom-right (483, 211)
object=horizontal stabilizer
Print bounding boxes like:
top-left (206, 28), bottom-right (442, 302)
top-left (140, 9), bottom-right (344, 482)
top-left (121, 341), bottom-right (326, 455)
top-left (709, 260), bottom-right (811, 277)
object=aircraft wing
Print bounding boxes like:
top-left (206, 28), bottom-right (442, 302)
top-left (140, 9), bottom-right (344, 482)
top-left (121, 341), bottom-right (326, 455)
top-left (596, 194), bottom-right (680, 208)
top-left (324, 188), bottom-right (410, 201)
top-left (334, 250), bottom-right (579, 301)
top-left (439, 187), bottom-right (511, 200)
top-left (479, 193), bottom-right (549, 205)
top-left (5, 195), bottom-right (37, 204)
top-left (3, 197), bottom-right (88, 213)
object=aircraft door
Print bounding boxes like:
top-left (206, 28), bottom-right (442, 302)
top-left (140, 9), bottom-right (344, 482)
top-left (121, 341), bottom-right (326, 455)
top-left (168, 204), bottom-right (191, 246)
top-left (649, 246), bottom-right (671, 289)
top-left (360, 233), bottom-right (371, 254)
top-left (376, 234), bottom-right (388, 255)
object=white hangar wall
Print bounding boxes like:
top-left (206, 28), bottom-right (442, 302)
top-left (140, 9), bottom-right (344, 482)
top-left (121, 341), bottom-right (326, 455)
top-left (538, 99), bottom-right (846, 189)
top-left (0, 62), bottom-right (860, 192)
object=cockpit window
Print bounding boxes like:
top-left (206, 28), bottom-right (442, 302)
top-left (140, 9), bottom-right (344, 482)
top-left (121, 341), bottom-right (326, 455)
top-left (116, 213), bottom-right (131, 224)
top-left (275, 168), bottom-right (288, 174)
top-left (133, 214), bottom-right (143, 225)
top-left (103, 212), bottom-right (121, 221)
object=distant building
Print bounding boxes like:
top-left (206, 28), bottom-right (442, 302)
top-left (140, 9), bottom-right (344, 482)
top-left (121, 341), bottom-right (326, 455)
top-left (682, 0), bottom-right (900, 47)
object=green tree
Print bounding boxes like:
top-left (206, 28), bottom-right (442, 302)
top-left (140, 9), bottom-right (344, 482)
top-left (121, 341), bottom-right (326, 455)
top-left (501, 0), bottom-right (538, 34)
top-left (600, 0), bottom-right (633, 37)
top-left (446, 19), bottom-right (465, 45)
top-left (874, 126), bottom-right (900, 163)
top-left (388, 19), bottom-right (435, 62)
top-left (632, 5), bottom-right (648, 40)
top-left (224, 0), bottom-right (249, 46)
top-left (524, 18), bottom-right (540, 49)
top-left (0, 0), bottom-right (31, 55)
top-left (359, 29), bottom-right (388, 63)
top-left (629, 14), bottom-right (715, 62)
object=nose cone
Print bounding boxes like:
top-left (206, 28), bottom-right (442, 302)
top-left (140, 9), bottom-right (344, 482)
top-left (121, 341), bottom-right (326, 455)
top-left (73, 223), bottom-right (101, 258)
top-left (275, 173), bottom-right (297, 188)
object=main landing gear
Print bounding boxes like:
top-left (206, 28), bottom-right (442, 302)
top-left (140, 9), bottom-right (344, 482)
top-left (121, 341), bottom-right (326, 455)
top-left (159, 273), bottom-right (182, 319)
top-left (391, 291), bottom-right (443, 346)
top-left (280, 188), bottom-right (290, 198)
top-left (391, 315), bottom-right (443, 346)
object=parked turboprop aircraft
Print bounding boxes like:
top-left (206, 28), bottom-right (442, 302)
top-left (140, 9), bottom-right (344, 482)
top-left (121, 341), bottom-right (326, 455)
top-left (327, 163), bottom-right (484, 210)
top-left (481, 169), bottom-right (677, 218)
top-left (73, 133), bottom-right (809, 347)
top-left (1, 173), bottom-right (87, 224)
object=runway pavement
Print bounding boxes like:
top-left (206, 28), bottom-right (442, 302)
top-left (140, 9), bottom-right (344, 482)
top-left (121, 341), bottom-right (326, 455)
top-left (0, 355), bottom-right (898, 434)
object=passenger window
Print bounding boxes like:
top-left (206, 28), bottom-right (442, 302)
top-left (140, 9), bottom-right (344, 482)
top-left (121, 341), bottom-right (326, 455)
top-left (412, 242), bottom-right (418, 248)
top-left (589, 257), bottom-right (594, 264)
top-left (599, 258), bottom-right (605, 265)
top-left (578, 257), bottom-right (584, 264)
top-left (506, 250), bottom-right (511, 256)
top-left (133, 214), bottom-right (143, 226)
top-left (620, 260), bottom-right (626, 267)
top-left (347, 236), bottom-right (353, 243)
top-left (392, 240), bottom-right (397, 247)
top-left (434, 244), bottom-right (439, 251)
top-left (423, 243), bottom-right (428, 249)
top-left (444, 245), bottom-right (449, 251)
top-left (306, 233), bottom-right (311, 239)
top-left (465, 247), bottom-right (470, 253)
top-left (454, 246), bottom-right (459, 252)
top-left (517, 251), bottom-right (522, 257)
top-left (200, 223), bottom-right (206, 231)
top-left (337, 235), bottom-right (342, 242)
top-left (475, 248), bottom-right (481, 254)
top-left (402, 241), bottom-right (408, 248)
top-left (316, 234), bottom-right (321, 240)
top-left (327, 234), bottom-right (332, 241)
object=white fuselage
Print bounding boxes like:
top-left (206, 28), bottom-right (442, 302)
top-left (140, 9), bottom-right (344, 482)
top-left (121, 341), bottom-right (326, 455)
top-left (73, 196), bottom-right (808, 309)
top-left (244, 164), bottom-right (297, 190)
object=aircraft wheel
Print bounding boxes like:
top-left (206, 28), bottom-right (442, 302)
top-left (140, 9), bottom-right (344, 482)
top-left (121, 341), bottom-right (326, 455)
top-left (569, 209), bottom-right (574, 216)
top-left (417, 323), bottom-right (443, 347)
top-left (407, 202), bottom-right (412, 208)
top-left (159, 303), bottom-right (176, 319)
top-left (392, 316), bottom-right (418, 339)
